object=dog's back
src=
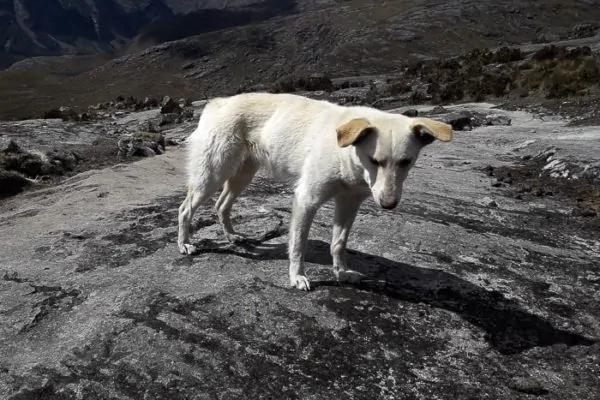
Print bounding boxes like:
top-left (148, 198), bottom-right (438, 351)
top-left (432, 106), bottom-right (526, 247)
top-left (187, 92), bottom-right (342, 181)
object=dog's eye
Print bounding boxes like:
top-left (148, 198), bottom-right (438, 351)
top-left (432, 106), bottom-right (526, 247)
top-left (398, 158), bottom-right (412, 167)
top-left (368, 156), bottom-right (380, 166)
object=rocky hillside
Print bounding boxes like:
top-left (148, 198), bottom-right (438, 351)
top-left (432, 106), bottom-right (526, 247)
top-left (0, 0), bottom-right (296, 68)
top-left (0, 0), bottom-right (599, 120)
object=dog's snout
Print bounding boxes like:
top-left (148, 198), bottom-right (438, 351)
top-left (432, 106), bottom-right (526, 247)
top-left (379, 196), bottom-right (398, 210)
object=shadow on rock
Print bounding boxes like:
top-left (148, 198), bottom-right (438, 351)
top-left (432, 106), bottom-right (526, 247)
top-left (185, 238), bottom-right (597, 355)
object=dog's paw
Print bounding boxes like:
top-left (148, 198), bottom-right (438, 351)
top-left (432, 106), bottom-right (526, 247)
top-left (290, 275), bottom-right (311, 291)
top-left (178, 243), bottom-right (197, 255)
top-left (335, 269), bottom-right (364, 284)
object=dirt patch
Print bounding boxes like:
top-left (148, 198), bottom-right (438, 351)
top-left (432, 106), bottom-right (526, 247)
top-left (484, 155), bottom-right (600, 223)
top-left (539, 97), bottom-right (600, 127)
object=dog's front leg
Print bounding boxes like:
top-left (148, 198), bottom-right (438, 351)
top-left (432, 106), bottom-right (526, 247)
top-left (331, 195), bottom-right (365, 284)
top-left (288, 190), bottom-right (322, 291)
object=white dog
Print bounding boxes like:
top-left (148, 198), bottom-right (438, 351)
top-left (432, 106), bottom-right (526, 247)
top-left (178, 92), bottom-right (453, 290)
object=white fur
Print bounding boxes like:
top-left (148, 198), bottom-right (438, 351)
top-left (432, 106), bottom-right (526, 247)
top-left (177, 92), bottom-right (452, 290)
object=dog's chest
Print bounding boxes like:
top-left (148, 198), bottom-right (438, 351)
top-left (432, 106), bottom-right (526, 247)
top-left (260, 154), bottom-right (301, 182)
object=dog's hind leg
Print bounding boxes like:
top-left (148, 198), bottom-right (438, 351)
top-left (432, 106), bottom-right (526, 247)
top-left (331, 194), bottom-right (365, 284)
top-left (177, 135), bottom-right (245, 255)
top-left (178, 186), bottom-right (197, 254)
top-left (215, 159), bottom-right (259, 243)
top-left (178, 180), bottom-right (224, 255)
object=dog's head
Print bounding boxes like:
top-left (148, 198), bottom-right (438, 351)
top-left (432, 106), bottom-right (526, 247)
top-left (336, 115), bottom-right (452, 209)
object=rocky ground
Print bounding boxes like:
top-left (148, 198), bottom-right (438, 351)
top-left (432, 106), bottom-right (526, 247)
top-left (0, 98), bottom-right (599, 399)
top-left (1, 3), bottom-right (599, 398)
top-left (0, 96), bottom-right (196, 199)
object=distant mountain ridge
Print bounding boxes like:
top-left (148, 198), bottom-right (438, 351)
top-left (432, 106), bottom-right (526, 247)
top-left (0, 0), bottom-right (293, 68)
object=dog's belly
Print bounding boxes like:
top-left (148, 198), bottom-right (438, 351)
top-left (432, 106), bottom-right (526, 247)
top-left (259, 157), bottom-right (301, 183)
top-left (252, 140), bottom-right (306, 182)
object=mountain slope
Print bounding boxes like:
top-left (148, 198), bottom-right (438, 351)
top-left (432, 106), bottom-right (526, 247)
top-left (62, 0), bottom-right (600, 97)
top-left (0, 0), bottom-right (296, 68)
top-left (0, 0), bottom-right (599, 119)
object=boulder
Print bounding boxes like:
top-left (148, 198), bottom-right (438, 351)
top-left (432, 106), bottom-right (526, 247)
top-left (47, 150), bottom-right (82, 172)
top-left (117, 132), bottom-right (166, 158)
top-left (143, 97), bottom-right (159, 109)
top-left (43, 109), bottom-right (63, 120)
top-left (401, 109), bottom-right (419, 117)
top-left (1, 137), bottom-right (21, 153)
top-left (0, 170), bottom-right (32, 199)
top-left (427, 105), bottom-right (450, 115)
top-left (178, 98), bottom-right (192, 107)
top-left (440, 112), bottom-right (473, 131)
top-left (138, 120), bottom-right (160, 133)
top-left (181, 107), bottom-right (195, 121)
top-left (485, 115), bottom-right (512, 126)
top-left (159, 113), bottom-right (179, 126)
top-left (160, 97), bottom-right (181, 114)
top-left (0, 140), bottom-right (76, 178)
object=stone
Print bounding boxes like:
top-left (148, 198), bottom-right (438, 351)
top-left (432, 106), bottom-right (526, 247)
top-left (47, 150), bottom-right (81, 171)
top-left (585, 274), bottom-right (600, 283)
top-left (138, 146), bottom-right (157, 157)
top-left (160, 98), bottom-right (181, 114)
top-left (427, 105), bottom-right (449, 115)
top-left (479, 196), bottom-right (498, 208)
top-left (178, 98), bottom-right (192, 107)
top-left (43, 108), bottom-right (63, 119)
top-left (440, 113), bottom-right (473, 131)
top-left (0, 169), bottom-right (32, 198)
top-left (181, 108), bottom-right (195, 121)
top-left (508, 377), bottom-right (548, 395)
top-left (0, 137), bottom-right (21, 153)
top-left (485, 115), bottom-right (512, 126)
top-left (191, 100), bottom-right (209, 107)
top-left (143, 97), bottom-right (159, 109)
top-left (138, 120), bottom-right (160, 133)
top-left (536, 32), bottom-right (560, 43)
top-left (159, 113), bottom-right (179, 126)
top-left (117, 132), bottom-right (166, 157)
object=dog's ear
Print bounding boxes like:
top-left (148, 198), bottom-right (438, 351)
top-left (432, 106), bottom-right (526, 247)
top-left (410, 118), bottom-right (453, 146)
top-left (336, 118), bottom-right (376, 148)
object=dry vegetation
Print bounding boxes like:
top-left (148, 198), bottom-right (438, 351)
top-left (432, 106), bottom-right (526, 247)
top-left (262, 45), bottom-right (600, 110)
top-left (0, 43), bottom-right (598, 122)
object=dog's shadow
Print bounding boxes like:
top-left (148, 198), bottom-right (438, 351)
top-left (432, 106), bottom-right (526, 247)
top-left (185, 238), bottom-right (596, 355)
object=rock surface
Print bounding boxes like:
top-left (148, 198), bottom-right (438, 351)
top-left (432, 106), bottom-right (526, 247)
top-left (0, 103), bottom-right (599, 399)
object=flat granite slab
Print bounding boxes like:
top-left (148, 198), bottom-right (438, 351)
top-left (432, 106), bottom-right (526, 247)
top-left (1, 104), bottom-right (599, 399)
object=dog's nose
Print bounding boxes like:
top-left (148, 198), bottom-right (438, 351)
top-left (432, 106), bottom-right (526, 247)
top-left (380, 197), bottom-right (398, 210)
